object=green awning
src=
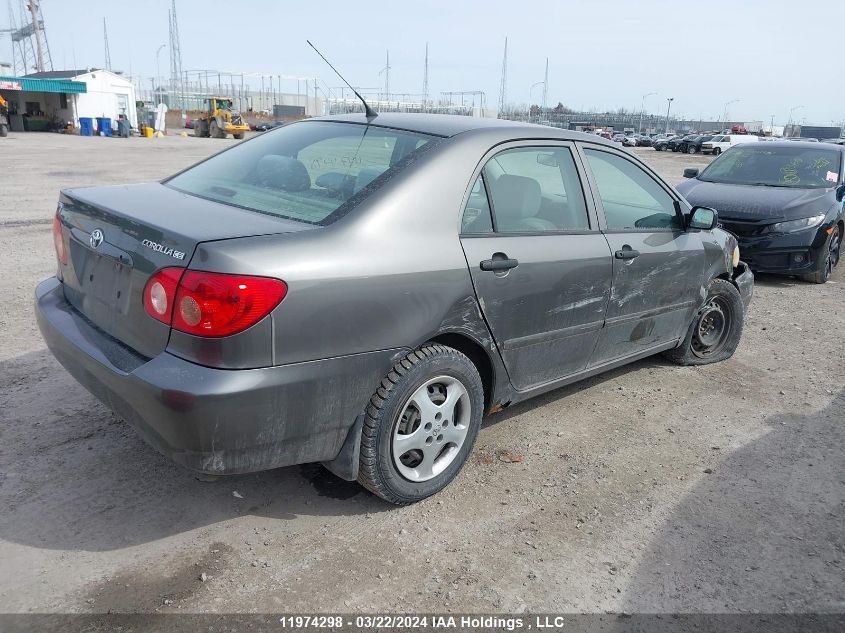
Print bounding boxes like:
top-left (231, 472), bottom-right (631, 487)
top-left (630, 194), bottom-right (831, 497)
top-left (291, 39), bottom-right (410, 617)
top-left (0, 76), bottom-right (87, 94)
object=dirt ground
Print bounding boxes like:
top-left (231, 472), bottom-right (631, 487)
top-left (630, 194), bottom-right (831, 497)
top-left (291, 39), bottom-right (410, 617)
top-left (0, 132), bottom-right (842, 618)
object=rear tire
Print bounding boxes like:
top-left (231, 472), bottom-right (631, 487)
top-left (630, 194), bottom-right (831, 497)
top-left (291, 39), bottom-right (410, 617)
top-left (664, 278), bottom-right (744, 366)
top-left (800, 224), bottom-right (840, 284)
top-left (233, 132), bottom-right (245, 140)
top-left (210, 120), bottom-right (225, 139)
top-left (357, 344), bottom-right (484, 505)
top-left (688, 145), bottom-right (697, 154)
top-left (713, 147), bottom-right (722, 155)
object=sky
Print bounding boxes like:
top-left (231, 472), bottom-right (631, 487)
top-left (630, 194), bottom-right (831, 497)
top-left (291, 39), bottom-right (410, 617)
top-left (6, 0), bottom-right (845, 125)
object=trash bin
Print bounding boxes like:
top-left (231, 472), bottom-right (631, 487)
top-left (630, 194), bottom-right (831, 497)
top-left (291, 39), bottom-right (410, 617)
top-left (79, 117), bottom-right (94, 136)
top-left (117, 119), bottom-right (130, 138)
top-left (96, 117), bottom-right (112, 136)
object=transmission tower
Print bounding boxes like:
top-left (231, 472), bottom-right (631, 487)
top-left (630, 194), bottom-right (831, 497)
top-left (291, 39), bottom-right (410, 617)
top-left (421, 42), bottom-right (429, 112)
top-left (497, 37), bottom-right (507, 116)
top-left (103, 18), bottom-right (111, 70)
top-left (168, 0), bottom-right (184, 110)
top-left (7, 0), bottom-right (53, 74)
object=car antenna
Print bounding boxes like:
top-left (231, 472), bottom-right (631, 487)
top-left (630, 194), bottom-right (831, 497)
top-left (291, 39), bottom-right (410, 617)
top-left (306, 40), bottom-right (377, 120)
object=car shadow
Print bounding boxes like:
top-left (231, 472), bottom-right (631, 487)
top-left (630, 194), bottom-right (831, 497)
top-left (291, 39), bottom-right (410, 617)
top-left (0, 349), bottom-right (390, 553)
top-left (619, 387), bottom-right (845, 613)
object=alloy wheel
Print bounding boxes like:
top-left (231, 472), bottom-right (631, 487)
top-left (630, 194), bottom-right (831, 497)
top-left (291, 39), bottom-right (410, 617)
top-left (391, 376), bottom-right (471, 482)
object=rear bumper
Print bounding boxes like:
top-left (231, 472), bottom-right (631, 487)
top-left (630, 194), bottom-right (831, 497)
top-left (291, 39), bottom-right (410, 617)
top-left (35, 277), bottom-right (402, 475)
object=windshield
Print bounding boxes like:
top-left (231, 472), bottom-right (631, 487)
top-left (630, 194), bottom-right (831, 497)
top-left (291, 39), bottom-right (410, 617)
top-left (699, 145), bottom-right (842, 188)
top-left (166, 121), bottom-right (438, 225)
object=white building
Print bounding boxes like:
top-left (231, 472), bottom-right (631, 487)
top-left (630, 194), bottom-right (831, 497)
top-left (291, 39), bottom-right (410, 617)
top-left (25, 68), bottom-right (138, 129)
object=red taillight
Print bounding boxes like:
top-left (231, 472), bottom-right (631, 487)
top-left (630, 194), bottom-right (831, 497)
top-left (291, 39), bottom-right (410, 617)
top-left (143, 267), bottom-right (183, 324)
top-left (53, 214), bottom-right (68, 265)
top-left (143, 268), bottom-right (287, 337)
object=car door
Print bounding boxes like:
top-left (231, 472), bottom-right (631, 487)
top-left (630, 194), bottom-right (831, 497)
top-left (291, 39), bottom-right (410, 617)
top-left (459, 143), bottom-right (612, 391)
top-left (579, 144), bottom-right (705, 366)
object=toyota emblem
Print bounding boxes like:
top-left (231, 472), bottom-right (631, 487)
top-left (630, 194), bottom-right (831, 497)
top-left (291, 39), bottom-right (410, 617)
top-left (90, 229), bottom-right (104, 249)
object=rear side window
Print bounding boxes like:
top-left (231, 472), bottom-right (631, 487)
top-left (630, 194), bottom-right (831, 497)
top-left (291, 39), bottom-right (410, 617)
top-left (481, 147), bottom-right (590, 233)
top-left (166, 121), bottom-right (438, 225)
top-left (461, 175), bottom-right (494, 233)
top-left (584, 149), bottom-right (681, 230)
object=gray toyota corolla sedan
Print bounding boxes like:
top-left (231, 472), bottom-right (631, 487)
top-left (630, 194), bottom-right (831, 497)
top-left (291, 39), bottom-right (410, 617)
top-left (36, 113), bottom-right (753, 504)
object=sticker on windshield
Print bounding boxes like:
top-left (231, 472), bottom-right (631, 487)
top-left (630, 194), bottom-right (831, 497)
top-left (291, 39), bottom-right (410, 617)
top-left (826, 171), bottom-right (838, 183)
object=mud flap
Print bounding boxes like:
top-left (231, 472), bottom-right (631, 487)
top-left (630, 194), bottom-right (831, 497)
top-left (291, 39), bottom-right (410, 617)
top-left (321, 415), bottom-right (363, 481)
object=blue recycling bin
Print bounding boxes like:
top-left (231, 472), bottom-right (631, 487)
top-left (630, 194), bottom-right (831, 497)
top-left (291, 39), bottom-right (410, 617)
top-left (79, 117), bottom-right (94, 136)
top-left (96, 117), bottom-right (112, 136)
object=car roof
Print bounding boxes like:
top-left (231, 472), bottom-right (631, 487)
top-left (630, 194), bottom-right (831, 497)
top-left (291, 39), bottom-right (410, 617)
top-left (308, 112), bottom-right (612, 145)
top-left (741, 140), bottom-right (843, 150)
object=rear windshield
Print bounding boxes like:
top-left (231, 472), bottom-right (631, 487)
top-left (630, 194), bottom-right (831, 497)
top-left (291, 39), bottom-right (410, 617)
top-left (699, 145), bottom-right (842, 188)
top-left (165, 121), bottom-right (439, 225)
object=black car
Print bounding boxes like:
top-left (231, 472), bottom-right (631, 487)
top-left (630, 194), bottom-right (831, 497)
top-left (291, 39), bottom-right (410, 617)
top-left (653, 136), bottom-right (678, 151)
top-left (634, 134), bottom-right (653, 147)
top-left (669, 135), bottom-right (697, 152)
top-left (682, 135), bottom-right (714, 155)
top-left (677, 142), bottom-right (844, 283)
top-left (254, 120), bottom-right (284, 132)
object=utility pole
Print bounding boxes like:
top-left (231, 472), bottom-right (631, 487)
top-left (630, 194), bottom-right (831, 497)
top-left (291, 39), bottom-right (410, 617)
top-left (155, 44), bottom-right (166, 105)
top-left (541, 57), bottom-right (548, 118)
top-left (638, 92), bottom-right (656, 134)
top-left (497, 37), bottom-right (508, 117)
top-left (722, 99), bottom-right (739, 129)
top-left (379, 50), bottom-right (391, 102)
top-left (422, 43), bottom-right (429, 113)
top-left (665, 97), bottom-right (674, 134)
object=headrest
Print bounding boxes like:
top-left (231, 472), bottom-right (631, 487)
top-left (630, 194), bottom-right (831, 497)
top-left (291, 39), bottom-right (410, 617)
top-left (257, 155), bottom-right (311, 191)
top-left (491, 174), bottom-right (542, 219)
top-left (354, 165), bottom-right (389, 194)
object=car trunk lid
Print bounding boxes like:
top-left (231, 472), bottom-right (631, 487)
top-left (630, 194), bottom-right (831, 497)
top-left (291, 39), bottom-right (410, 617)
top-left (57, 182), bottom-right (314, 359)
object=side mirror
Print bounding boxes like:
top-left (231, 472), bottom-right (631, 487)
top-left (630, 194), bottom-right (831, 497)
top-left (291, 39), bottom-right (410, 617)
top-left (836, 183), bottom-right (845, 202)
top-left (689, 206), bottom-right (718, 230)
top-left (683, 167), bottom-right (699, 179)
top-left (536, 152), bottom-right (558, 167)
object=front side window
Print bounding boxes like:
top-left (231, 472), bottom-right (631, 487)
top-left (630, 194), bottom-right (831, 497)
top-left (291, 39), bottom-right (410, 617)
top-left (584, 148), bottom-right (681, 230)
top-left (166, 121), bottom-right (438, 225)
top-left (481, 147), bottom-right (589, 232)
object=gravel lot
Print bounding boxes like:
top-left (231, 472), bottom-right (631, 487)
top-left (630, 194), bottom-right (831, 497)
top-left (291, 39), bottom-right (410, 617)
top-left (0, 132), bottom-right (842, 617)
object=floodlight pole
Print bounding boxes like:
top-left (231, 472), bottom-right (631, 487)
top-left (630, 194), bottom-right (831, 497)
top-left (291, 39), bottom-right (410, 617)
top-left (664, 97), bottom-right (674, 134)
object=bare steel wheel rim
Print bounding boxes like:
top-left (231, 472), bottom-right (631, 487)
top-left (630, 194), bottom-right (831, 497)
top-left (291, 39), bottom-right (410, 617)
top-left (391, 375), bottom-right (471, 482)
top-left (691, 297), bottom-right (732, 358)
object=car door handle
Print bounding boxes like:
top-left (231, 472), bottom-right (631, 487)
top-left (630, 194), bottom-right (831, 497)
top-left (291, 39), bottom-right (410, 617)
top-left (480, 257), bottom-right (519, 271)
top-left (614, 247), bottom-right (640, 260)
